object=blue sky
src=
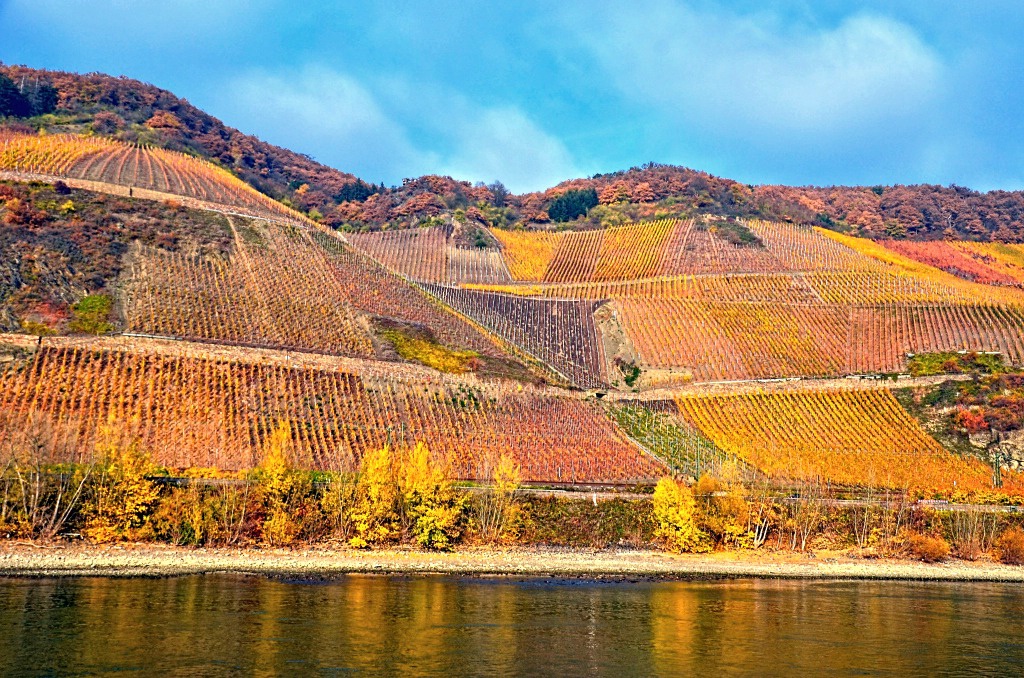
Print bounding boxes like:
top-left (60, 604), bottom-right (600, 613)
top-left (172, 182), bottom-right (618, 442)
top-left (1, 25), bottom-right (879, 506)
top-left (2, 0), bottom-right (1022, 193)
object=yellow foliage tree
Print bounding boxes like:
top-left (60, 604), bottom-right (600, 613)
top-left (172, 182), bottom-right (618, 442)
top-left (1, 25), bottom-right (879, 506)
top-left (693, 474), bottom-right (751, 548)
top-left (399, 442), bottom-right (467, 550)
top-left (259, 420), bottom-right (302, 546)
top-left (347, 446), bottom-right (401, 548)
top-left (84, 419), bottom-right (160, 543)
top-left (652, 477), bottom-right (709, 553)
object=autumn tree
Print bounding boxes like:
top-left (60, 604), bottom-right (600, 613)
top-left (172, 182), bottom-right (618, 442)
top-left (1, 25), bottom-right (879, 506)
top-left (631, 181), bottom-right (656, 203)
top-left (652, 477), bottom-right (709, 552)
top-left (599, 180), bottom-right (631, 205)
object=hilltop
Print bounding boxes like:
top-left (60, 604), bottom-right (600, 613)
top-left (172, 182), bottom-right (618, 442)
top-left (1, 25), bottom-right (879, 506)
top-left (4, 65), bottom-right (1024, 240)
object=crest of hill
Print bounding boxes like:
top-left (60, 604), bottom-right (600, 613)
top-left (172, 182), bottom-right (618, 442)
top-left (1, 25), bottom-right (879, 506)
top-left (525, 165), bottom-right (1024, 242)
top-left (5, 65), bottom-right (1024, 242)
top-left (0, 65), bottom-right (504, 229)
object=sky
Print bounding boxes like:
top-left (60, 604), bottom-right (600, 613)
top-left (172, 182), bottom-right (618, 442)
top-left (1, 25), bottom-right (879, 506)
top-left (2, 0), bottom-right (1023, 193)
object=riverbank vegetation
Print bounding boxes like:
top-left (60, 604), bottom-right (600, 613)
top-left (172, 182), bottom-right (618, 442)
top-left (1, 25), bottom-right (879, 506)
top-left (2, 415), bottom-right (1024, 564)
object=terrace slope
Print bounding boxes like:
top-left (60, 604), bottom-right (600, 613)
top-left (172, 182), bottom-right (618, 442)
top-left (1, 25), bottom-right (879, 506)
top-left (0, 334), bottom-right (661, 484)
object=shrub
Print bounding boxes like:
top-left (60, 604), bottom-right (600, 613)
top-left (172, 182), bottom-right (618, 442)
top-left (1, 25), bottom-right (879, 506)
top-left (907, 533), bottom-right (950, 562)
top-left (996, 526), bottom-right (1024, 565)
top-left (84, 424), bottom-right (160, 543)
top-left (0, 412), bottom-right (94, 539)
top-left (399, 442), bottom-right (467, 550)
top-left (474, 452), bottom-right (522, 543)
top-left (693, 474), bottom-right (751, 548)
top-left (347, 447), bottom-right (401, 548)
top-left (653, 477), bottom-right (709, 553)
top-left (255, 420), bottom-right (317, 547)
top-left (149, 484), bottom-right (210, 546)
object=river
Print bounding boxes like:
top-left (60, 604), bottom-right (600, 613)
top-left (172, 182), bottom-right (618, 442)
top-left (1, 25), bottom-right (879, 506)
top-left (1, 575), bottom-right (1022, 675)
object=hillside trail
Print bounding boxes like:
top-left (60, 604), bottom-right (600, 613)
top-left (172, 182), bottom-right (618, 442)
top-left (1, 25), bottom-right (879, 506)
top-left (0, 169), bottom-right (312, 227)
top-left (0, 332), bottom-right (968, 403)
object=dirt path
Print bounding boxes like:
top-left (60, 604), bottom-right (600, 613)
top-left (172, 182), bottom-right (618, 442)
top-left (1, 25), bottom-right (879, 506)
top-left (2, 543), bottom-right (1023, 581)
top-left (0, 170), bottom-right (309, 226)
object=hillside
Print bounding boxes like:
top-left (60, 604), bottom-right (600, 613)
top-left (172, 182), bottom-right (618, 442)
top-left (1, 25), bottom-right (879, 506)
top-left (0, 64), bottom-right (359, 218)
top-left (2, 81), bottom-right (1024, 497)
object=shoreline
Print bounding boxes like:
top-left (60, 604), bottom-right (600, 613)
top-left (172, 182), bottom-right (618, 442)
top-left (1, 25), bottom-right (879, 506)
top-left (3, 543), bottom-right (1024, 582)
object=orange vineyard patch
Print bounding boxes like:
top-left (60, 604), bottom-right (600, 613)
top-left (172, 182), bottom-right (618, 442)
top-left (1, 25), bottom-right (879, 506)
top-left (675, 389), bottom-right (1000, 491)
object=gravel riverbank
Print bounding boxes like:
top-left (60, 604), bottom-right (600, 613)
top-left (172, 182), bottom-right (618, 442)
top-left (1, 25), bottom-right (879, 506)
top-left (3, 543), bottom-right (1024, 581)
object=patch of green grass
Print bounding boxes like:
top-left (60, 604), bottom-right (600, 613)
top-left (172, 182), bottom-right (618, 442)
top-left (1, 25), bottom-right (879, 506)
top-left (907, 351), bottom-right (1004, 377)
top-left (68, 294), bottom-right (114, 335)
top-left (381, 329), bottom-right (480, 374)
top-left (618, 360), bottom-right (642, 388)
top-left (610, 403), bottom-right (733, 479)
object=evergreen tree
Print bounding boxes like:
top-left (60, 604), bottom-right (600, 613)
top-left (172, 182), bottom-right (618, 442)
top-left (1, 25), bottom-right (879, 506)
top-left (0, 74), bottom-right (31, 118)
top-left (547, 188), bottom-right (598, 222)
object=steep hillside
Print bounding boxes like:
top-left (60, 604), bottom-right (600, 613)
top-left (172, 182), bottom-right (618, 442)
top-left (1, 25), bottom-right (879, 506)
top-left (0, 336), bottom-right (660, 483)
top-left (2, 77), bottom-right (1024, 494)
top-left (0, 178), bottom-right (534, 382)
top-left (0, 179), bottom-right (232, 332)
top-left (7, 66), bottom-right (1024, 240)
top-left (518, 165), bottom-right (1024, 242)
top-left (343, 214), bottom-right (1024, 389)
top-left (0, 64), bottom-right (360, 218)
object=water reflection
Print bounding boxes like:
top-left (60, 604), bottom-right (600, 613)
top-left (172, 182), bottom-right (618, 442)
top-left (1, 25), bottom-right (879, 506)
top-left (1, 575), bottom-right (1023, 675)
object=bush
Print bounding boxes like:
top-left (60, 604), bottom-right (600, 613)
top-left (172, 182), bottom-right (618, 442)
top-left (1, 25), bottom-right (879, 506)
top-left (474, 452), bottom-right (522, 543)
top-left (547, 188), bottom-right (598, 222)
top-left (149, 482), bottom-right (257, 547)
top-left (84, 425), bottom-right (160, 543)
top-left (653, 477), bottom-right (709, 553)
top-left (693, 474), bottom-right (751, 548)
top-left (0, 412), bottom-right (94, 539)
top-left (907, 533), bottom-right (950, 562)
top-left (255, 421), bottom-right (318, 547)
top-left (399, 442), bottom-right (467, 550)
top-left (996, 526), bottom-right (1024, 565)
top-left (347, 447), bottom-right (401, 548)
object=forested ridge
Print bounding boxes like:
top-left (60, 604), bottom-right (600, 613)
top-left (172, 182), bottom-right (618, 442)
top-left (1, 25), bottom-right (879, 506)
top-left (4, 64), bottom-right (1024, 240)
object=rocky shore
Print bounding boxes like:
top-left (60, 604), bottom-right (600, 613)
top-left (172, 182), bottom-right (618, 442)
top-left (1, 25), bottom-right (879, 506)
top-left (3, 543), bottom-right (1024, 581)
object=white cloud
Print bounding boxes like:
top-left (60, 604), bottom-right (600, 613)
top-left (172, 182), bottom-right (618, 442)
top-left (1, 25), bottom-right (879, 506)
top-left (214, 65), bottom-right (578, 191)
top-left (440, 107), bottom-right (580, 193)
top-left (214, 66), bottom-right (433, 182)
top-left (573, 2), bottom-right (943, 149)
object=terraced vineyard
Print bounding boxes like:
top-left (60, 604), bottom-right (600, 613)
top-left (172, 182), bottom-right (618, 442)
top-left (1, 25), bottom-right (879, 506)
top-left (5, 129), bottom-right (1024, 494)
top-left (122, 219), bottom-right (376, 357)
top-left (309, 232), bottom-right (508, 357)
top-left (609, 401), bottom-right (742, 480)
top-left (618, 299), bottom-right (1024, 381)
top-left (0, 132), bottom-right (302, 222)
top-left (674, 389), bottom-right (1002, 491)
top-left (0, 344), bottom-right (662, 483)
top-left (876, 239), bottom-right (1024, 287)
top-left (619, 300), bottom-right (849, 381)
top-left (346, 227), bottom-right (449, 282)
top-left (420, 284), bottom-right (606, 387)
top-left (490, 228), bottom-right (561, 280)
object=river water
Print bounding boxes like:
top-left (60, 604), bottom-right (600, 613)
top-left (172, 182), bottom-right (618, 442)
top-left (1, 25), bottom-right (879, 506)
top-left (1, 574), bottom-right (1022, 676)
